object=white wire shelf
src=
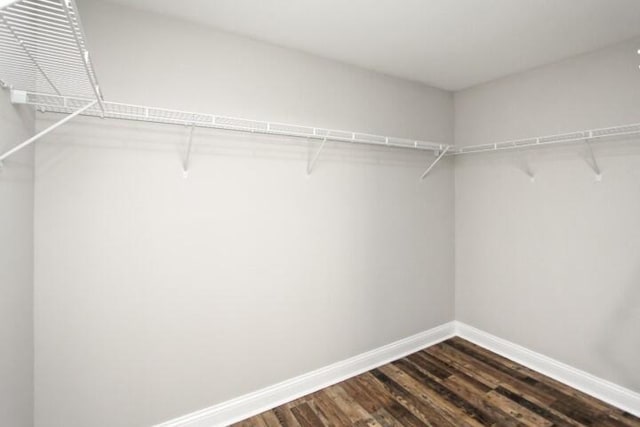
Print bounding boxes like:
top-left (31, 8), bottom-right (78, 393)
top-left (0, 0), bottom-right (103, 106)
top-left (11, 91), bottom-right (449, 152)
top-left (2, 0), bottom-right (638, 172)
top-left (14, 91), bottom-right (640, 159)
top-left (450, 123), bottom-right (640, 155)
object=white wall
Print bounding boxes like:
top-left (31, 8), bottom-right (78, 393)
top-left (0, 89), bottom-right (34, 426)
top-left (33, 1), bottom-right (454, 426)
top-left (455, 38), bottom-right (640, 393)
top-left (82, 1), bottom-right (452, 144)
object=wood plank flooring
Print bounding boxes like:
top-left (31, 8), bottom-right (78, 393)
top-left (231, 337), bottom-right (640, 426)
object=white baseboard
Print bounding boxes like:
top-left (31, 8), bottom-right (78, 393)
top-left (155, 321), bottom-right (456, 427)
top-left (455, 321), bottom-right (640, 417)
top-left (156, 321), bottom-right (639, 426)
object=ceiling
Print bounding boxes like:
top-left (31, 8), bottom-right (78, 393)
top-left (103, 0), bottom-right (640, 91)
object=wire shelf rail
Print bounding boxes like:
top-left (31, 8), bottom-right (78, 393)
top-left (11, 90), bottom-right (449, 152)
top-left (450, 124), bottom-right (640, 156)
top-left (14, 90), bottom-right (640, 156)
top-left (1, 0), bottom-right (639, 177)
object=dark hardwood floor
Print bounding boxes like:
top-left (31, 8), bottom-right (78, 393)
top-left (231, 337), bottom-right (640, 426)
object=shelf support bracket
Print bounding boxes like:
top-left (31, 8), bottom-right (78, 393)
top-left (182, 124), bottom-right (195, 178)
top-left (517, 151), bottom-right (536, 182)
top-left (420, 145), bottom-right (450, 179)
top-left (0, 100), bottom-right (97, 170)
top-left (307, 137), bottom-right (328, 175)
top-left (584, 138), bottom-right (602, 181)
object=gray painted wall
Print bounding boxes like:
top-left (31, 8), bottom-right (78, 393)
top-left (33, 1), bottom-right (454, 426)
top-left (0, 89), bottom-right (34, 426)
top-left (26, 2), bottom-right (640, 425)
top-left (455, 38), bottom-right (640, 393)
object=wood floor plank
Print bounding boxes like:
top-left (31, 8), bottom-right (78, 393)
top-left (290, 402), bottom-right (326, 427)
top-left (446, 338), bottom-right (537, 384)
top-left (442, 374), bottom-right (527, 427)
top-left (272, 405), bottom-right (302, 427)
top-left (371, 368), bottom-right (453, 426)
top-left (310, 399), bottom-right (338, 427)
top-left (235, 415), bottom-right (268, 427)
top-left (378, 363), bottom-right (484, 427)
top-left (394, 357), bottom-right (494, 425)
top-left (484, 390), bottom-right (553, 427)
top-left (550, 396), bottom-right (609, 425)
top-left (355, 373), bottom-right (427, 427)
top-left (425, 344), bottom-right (502, 389)
top-left (439, 342), bottom-right (557, 406)
top-left (405, 353), bottom-right (453, 380)
top-left (414, 351), bottom-right (493, 394)
top-left (598, 412), bottom-right (640, 427)
top-left (450, 338), bottom-right (617, 414)
top-left (445, 340), bottom-right (583, 415)
top-left (341, 378), bottom-right (390, 416)
top-left (494, 385), bottom-right (584, 427)
top-left (232, 339), bottom-right (640, 427)
top-left (342, 378), bottom-right (405, 427)
top-left (370, 408), bottom-right (403, 427)
top-left (311, 389), bottom-right (354, 426)
top-left (261, 411), bottom-right (284, 427)
top-left (323, 384), bottom-right (384, 426)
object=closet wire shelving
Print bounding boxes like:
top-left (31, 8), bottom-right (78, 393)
top-left (1, 0), bottom-right (640, 178)
top-left (11, 90), bottom-right (450, 153)
top-left (450, 124), bottom-right (640, 155)
top-left (0, 0), bottom-right (103, 106)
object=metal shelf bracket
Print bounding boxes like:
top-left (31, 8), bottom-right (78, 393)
top-left (182, 124), bottom-right (195, 178)
top-left (307, 137), bottom-right (328, 175)
top-left (0, 99), bottom-right (97, 167)
top-left (420, 146), bottom-right (450, 179)
top-left (517, 151), bottom-right (535, 182)
top-left (584, 138), bottom-right (602, 182)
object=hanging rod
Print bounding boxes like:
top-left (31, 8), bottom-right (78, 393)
top-left (450, 123), bottom-right (640, 155)
top-left (10, 90), bottom-right (449, 154)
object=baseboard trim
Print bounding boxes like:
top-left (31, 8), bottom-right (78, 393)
top-left (455, 321), bottom-right (640, 417)
top-left (157, 321), bottom-right (639, 425)
top-left (155, 321), bottom-right (456, 426)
